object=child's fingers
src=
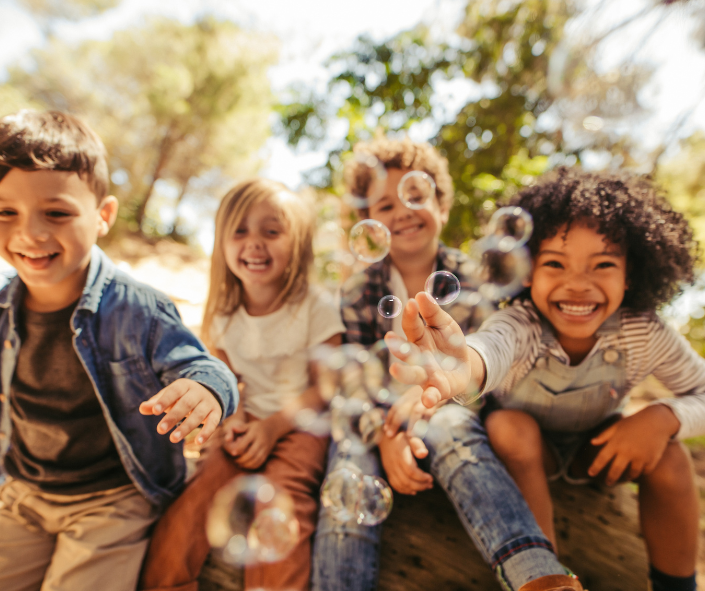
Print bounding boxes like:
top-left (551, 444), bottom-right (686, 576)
top-left (224, 429), bottom-right (253, 457)
top-left (587, 443), bottom-right (615, 478)
top-left (421, 386), bottom-right (443, 409)
top-left (195, 409), bottom-right (222, 445)
top-left (151, 379), bottom-right (191, 417)
top-left (590, 423), bottom-right (617, 446)
top-left (384, 332), bottom-right (420, 361)
top-left (604, 454), bottom-right (630, 486)
top-left (408, 436), bottom-right (429, 459)
top-left (414, 291), bottom-right (455, 333)
top-left (168, 401), bottom-right (214, 443)
top-left (389, 361), bottom-right (428, 386)
top-left (399, 298), bottom-right (426, 344)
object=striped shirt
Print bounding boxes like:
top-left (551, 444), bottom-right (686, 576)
top-left (465, 299), bottom-right (705, 440)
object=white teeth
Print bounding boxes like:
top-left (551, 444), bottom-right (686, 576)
top-left (397, 225), bottom-right (421, 235)
top-left (557, 303), bottom-right (598, 316)
top-left (22, 253), bottom-right (53, 259)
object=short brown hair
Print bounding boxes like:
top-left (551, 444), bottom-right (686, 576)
top-left (345, 136), bottom-right (454, 212)
top-left (0, 110), bottom-right (109, 200)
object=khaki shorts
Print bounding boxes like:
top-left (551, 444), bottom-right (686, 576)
top-left (0, 478), bottom-right (158, 591)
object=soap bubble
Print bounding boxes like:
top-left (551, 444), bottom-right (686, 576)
top-left (378, 295), bottom-right (402, 318)
top-left (356, 475), bottom-right (394, 525)
top-left (349, 219), bottom-right (392, 263)
top-left (320, 463), bottom-right (365, 523)
top-left (320, 462), bottom-right (393, 525)
top-left (425, 271), bottom-right (461, 305)
top-left (466, 236), bottom-right (532, 302)
top-left (398, 171), bottom-right (436, 210)
top-left (207, 475), bottom-right (299, 566)
top-left (488, 207), bottom-right (533, 247)
top-left (342, 154), bottom-right (387, 210)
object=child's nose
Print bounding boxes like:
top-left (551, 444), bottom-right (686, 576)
top-left (565, 271), bottom-right (592, 291)
top-left (20, 216), bottom-right (50, 243)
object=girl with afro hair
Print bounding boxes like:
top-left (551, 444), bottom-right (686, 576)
top-left (387, 167), bottom-right (704, 591)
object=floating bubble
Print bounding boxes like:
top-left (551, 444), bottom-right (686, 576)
top-left (321, 463), bottom-right (393, 526)
top-left (207, 475), bottom-right (299, 566)
top-left (320, 463), bottom-right (364, 523)
top-left (425, 271), bottom-right (461, 305)
top-left (378, 295), bottom-right (402, 318)
top-left (488, 207), bottom-right (533, 247)
top-left (398, 170), bottom-right (436, 210)
top-left (467, 235), bottom-right (532, 302)
top-left (356, 475), bottom-right (393, 525)
top-left (342, 154), bottom-right (388, 210)
top-left (349, 219), bottom-right (392, 263)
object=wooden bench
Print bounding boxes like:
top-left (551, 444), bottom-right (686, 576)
top-left (198, 479), bottom-right (648, 591)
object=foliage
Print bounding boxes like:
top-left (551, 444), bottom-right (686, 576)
top-left (0, 17), bottom-right (277, 242)
top-left (278, 0), bottom-right (656, 250)
top-left (19, 0), bottom-right (119, 21)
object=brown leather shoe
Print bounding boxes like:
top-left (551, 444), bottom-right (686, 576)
top-left (517, 574), bottom-right (584, 591)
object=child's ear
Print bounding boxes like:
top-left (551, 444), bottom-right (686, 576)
top-left (97, 196), bottom-right (119, 238)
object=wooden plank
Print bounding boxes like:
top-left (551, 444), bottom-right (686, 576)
top-left (199, 480), bottom-right (648, 591)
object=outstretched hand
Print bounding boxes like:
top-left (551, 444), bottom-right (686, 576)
top-left (139, 378), bottom-right (222, 444)
top-left (384, 292), bottom-right (484, 408)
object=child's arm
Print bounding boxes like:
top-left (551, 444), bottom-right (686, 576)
top-left (385, 292), bottom-right (486, 409)
top-left (139, 299), bottom-right (238, 444)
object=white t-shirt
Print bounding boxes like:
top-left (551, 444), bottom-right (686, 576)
top-left (212, 286), bottom-right (346, 420)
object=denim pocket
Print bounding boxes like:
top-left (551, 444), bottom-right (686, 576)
top-left (107, 355), bottom-right (162, 411)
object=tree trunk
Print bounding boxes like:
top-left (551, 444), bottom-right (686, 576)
top-left (135, 128), bottom-right (175, 231)
top-left (198, 480), bottom-right (649, 591)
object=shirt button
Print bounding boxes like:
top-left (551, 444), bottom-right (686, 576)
top-left (603, 350), bottom-right (619, 364)
top-left (0, 394), bottom-right (5, 403)
top-left (3, 340), bottom-right (11, 349)
top-left (535, 357), bottom-right (547, 369)
top-left (0, 433), bottom-right (6, 440)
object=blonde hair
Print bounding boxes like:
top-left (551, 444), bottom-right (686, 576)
top-left (201, 178), bottom-right (315, 350)
top-left (344, 135), bottom-right (454, 212)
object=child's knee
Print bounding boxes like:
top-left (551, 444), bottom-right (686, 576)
top-left (486, 410), bottom-right (543, 463)
top-left (642, 441), bottom-right (695, 494)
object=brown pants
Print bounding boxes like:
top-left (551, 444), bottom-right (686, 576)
top-left (138, 429), bottom-right (328, 591)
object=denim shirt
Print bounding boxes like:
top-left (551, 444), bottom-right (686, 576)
top-left (0, 246), bottom-right (238, 509)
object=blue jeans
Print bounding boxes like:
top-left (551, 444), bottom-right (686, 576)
top-left (311, 405), bottom-right (565, 591)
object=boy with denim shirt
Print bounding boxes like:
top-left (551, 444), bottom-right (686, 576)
top-left (0, 110), bottom-right (237, 591)
top-left (312, 137), bottom-right (582, 591)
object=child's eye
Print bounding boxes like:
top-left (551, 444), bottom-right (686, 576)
top-left (0, 210), bottom-right (16, 218)
top-left (596, 261), bottom-right (616, 269)
top-left (47, 211), bottom-right (70, 219)
top-left (234, 228), bottom-right (247, 236)
top-left (543, 260), bottom-right (563, 269)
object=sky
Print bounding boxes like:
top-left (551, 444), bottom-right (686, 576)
top-left (0, 0), bottom-right (704, 188)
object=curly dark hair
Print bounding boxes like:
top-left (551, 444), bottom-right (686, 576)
top-left (509, 166), bottom-right (699, 311)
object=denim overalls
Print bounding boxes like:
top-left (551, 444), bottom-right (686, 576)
top-left (496, 312), bottom-right (626, 478)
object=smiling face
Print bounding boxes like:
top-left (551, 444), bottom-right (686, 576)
top-left (223, 198), bottom-right (292, 303)
top-left (367, 168), bottom-right (449, 262)
top-left (0, 168), bottom-right (117, 312)
top-left (527, 222), bottom-right (627, 361)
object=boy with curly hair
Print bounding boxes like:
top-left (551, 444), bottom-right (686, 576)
top-left (313, 140), bottom-right (582, 591)
top-left (389, 166), bottom-right (703, 591)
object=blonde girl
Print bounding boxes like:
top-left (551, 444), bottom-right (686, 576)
top-left (139, 179), bottom-right (344, 591)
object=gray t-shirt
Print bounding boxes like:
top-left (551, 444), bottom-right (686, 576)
top-left (4, 301), bottom-right (131, 494)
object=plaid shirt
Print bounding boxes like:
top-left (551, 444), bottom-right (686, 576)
top-left (340, 243), bottom-right (485, 346)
